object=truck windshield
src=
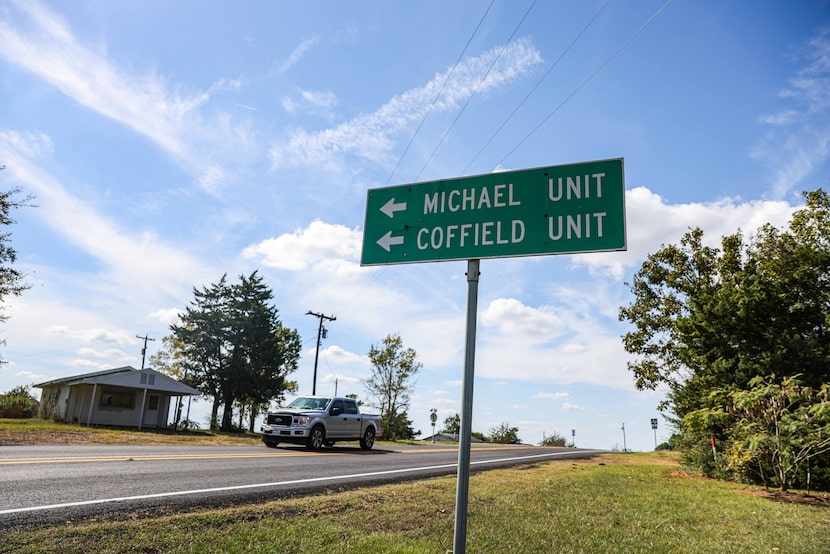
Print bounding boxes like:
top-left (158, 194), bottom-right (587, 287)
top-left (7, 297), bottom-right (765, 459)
top-left (287, 397), bottom-right (331, 410)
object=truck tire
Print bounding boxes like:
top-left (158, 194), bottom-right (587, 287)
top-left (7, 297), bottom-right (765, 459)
top-left (306, 425), bottom-right (325, 450)
top-left (263, 439), bottom-right (280, 448)
top-left (360, 427), bottom-right (376, 450)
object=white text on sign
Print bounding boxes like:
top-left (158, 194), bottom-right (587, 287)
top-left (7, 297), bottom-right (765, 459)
top-left (548, 172), bottom-right (608, 241)
top-left (418, 183), bottom-right (524, 252)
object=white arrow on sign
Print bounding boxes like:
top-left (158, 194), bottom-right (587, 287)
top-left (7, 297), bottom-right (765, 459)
top-left (380, 198), bottom-right (407, 218)
top-left (376, 231), bottom-right (404, 252)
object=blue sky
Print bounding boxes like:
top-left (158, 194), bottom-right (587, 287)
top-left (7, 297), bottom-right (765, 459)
top-left (1, 1), bottom-right (829, 451)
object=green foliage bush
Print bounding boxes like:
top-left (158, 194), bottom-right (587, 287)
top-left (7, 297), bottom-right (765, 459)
top-left (0, 386), bottom-right (38, 418)
top-left (540, 431), bottom-right (567, 447)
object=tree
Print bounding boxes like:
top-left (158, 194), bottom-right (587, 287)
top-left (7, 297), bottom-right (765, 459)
top-left (540, 431), bottom-right (567, 447)
top-left (686, 374), bottom-right (830, 491)
top-left (620, 189), bottom-right (830, 482)
top-left (0, 385), bottom-right (38, 418)
top-left (0, 180), bottom-right (33, 338)
top-left (171, 272), bottom-right (301, 432)
top-left (364, 333), bottom-right (422, 440)
top-left (489, 422), bottom-right (521, 444)
top-left (442, 413), bottom-right (460, 437)
top-left (148, 335), bottom-right (190, 428)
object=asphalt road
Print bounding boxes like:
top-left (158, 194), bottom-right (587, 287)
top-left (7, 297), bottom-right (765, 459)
top-left (0, 443), bottom-right (604, 529)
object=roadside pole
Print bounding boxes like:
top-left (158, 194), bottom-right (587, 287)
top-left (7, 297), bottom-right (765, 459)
top-left (453, 259), bottom-right (480, 554)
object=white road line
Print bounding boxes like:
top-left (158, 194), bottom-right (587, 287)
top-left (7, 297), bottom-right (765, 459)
top-left (0, 449), bottom-right (603, 515)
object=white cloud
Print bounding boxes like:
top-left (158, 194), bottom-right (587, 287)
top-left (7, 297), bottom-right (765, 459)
top-left (46, 325), bottom-right (133, 345)
top-left (0, 134), bottom-right (214, 299)
top-left (242, 220), bottom-right (362, 271)
top-left (282, 89), bottom-right (339, 116)
top-left (563, 402), bottom-right (586, 412)
top-left (76, 347), bottom-right (132, 360)
top-left (149, 308), bottom-right (181, 325)
top-left (753, 27), bottom-right (830, 198)
top-left (0, 1), bottom-right (254, 183)
top-left (318, 345), bottom-right (366, 365)
top-left (572, 186), bottom-right (797, 278)
top-left (269, 37), bottom-right (543, 170)
top-left (481, 298), bottom-right (561, 339)
top-left (534, 392), bottom-right (570, 400)
top-left (274, 35), bottom-right (320, 76)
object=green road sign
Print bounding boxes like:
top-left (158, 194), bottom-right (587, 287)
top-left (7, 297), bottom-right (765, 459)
top-left (361, 158), bottom-right (626, 266)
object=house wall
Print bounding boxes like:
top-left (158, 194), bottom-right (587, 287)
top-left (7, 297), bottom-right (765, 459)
top-left (67, 385), bottom-right (172, 428)
top-left (38, 384), bottom-right (71, 420)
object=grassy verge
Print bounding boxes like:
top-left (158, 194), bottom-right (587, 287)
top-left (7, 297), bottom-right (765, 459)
top-left (2, 452), bottom-right (828, 553)
top-left (0, 418), bottom-right (262, 446)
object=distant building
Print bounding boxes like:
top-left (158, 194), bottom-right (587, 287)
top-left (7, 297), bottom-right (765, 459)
top-left (34, 366), bottom-right (200, 429)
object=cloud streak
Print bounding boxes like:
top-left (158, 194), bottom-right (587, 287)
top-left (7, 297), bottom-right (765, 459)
top-left (269, 38), bottom-right (543, 171)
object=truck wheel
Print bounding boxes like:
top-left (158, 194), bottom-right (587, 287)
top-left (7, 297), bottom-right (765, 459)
top-left (263, 439), bottom-right (280, 448)
top-left (360, 427), bottom-right (376, 450)
top-left (306, 425), bottom-right (325, 450)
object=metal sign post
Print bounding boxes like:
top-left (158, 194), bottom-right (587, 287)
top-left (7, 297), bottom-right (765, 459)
top-left (453, 259), bottom-right (480, 554)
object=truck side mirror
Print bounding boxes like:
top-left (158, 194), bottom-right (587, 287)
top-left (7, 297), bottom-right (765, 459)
top-left (330, 406), bottom-right (342, 416)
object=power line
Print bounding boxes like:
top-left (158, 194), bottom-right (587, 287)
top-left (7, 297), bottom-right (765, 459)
top-left (414, 0), bottom-right (538, 182)
top-left (498, 0), bottom-right (674, 167)
top-left (462, 0), bottom-right (611, 175)
top-left (385, 0), bottom-right (496, 186)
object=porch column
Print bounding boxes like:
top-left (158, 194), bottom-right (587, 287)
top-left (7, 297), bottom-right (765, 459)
top-left (138, 388), bottom-right (148, 429)
top-left (86, 384), bottom-right (97, 426)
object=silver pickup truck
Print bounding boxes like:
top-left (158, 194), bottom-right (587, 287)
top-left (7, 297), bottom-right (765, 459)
top-left (260, 396), bottom-right (383, 450)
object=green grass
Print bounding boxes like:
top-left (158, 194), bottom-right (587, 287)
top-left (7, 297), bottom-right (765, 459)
top-left (0, 418), bottom-right (263, 446)
top-left (2, 452), bottom-right (828, 553)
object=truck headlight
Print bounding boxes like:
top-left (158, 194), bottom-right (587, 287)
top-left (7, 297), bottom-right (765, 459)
top-left (295, 416), bottom-right (310, 426)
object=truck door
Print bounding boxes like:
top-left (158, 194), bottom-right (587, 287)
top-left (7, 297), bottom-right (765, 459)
top-left (327, 399), bottom-right (348, 438)
top-left (342, 399), bottom-right (362, 436)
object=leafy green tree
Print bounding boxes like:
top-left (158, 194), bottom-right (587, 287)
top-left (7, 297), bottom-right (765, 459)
top-left (0, 385), bottom-right (38, 418)
top-left (0, 180), bottom-right (33, 341)
top-left (686, 374), bottom-right (830, 491)
top-left (171, 272), bottom-right (301, 432)
top-left (489, 422), bottom-right (521, 444)
top-left (540, 431), bottom-right (567, 447)
top-left (620, 189), bottom-right (830, 482)
top-left (442, 413), bottom-right (460, 436)
top-left (149, 335), bottom-right (191, 428)
top-left (364, 333), bottom-right (421, 440)
top-left (384, 410), bottom-right (419, 440)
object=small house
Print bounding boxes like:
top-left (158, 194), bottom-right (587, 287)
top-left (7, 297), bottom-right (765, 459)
top-left (34, 366), bottom-right (200, 429)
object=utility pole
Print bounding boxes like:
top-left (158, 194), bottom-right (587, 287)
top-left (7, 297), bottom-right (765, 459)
top-left (621, 422), bottom-right (627, 452)
top-left (136, 334), bottom-right (155, 369)
top-left (306, 311), bottom-right (335, 395)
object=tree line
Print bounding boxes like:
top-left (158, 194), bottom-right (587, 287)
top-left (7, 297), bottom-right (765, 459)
top-left (150, 272), bottom-right (427, 438)
top-left (620, 189), bottom-right (830, 491)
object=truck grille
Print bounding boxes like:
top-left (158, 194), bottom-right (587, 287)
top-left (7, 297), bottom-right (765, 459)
top-left (267, 414), bottom-right (293, 426)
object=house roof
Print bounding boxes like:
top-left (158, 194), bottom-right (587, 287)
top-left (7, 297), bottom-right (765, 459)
top-left (34, 366), bottom-right (200, 396)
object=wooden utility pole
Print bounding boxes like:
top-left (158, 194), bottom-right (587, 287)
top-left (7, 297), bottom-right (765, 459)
top-left (136, 334), bottom-right (155, 369)
top-left (306, 311), bottom-right (335, 395)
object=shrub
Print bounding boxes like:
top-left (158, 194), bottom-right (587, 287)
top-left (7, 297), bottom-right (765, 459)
top-left (0, 393), bottom-right (37, 418)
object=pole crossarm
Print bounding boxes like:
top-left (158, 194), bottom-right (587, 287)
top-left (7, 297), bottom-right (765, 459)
top-left (306, 311), bottom-right (336, 395)
top-left (136, 334), bottom-right (156, 370)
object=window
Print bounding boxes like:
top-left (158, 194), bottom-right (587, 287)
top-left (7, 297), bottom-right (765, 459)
top-left (100, 389), bottom-right (135, 409)
top-left (148, 395), bottom-right (159, 411)
top-left (344, 400), bottom-right (359, 415)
